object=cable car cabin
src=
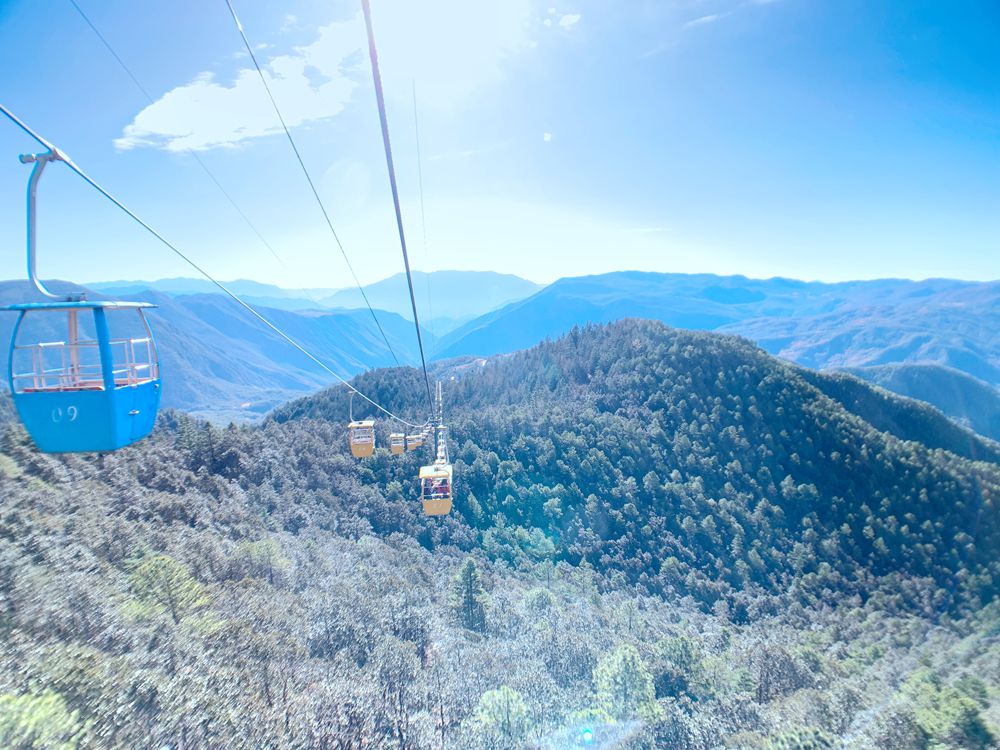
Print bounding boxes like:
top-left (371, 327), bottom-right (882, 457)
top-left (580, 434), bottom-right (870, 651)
top-left (3, 300), bottom-right (161, 453)
top-left (389, 432), bottom-right (406, 455)
top-left (406, 433), bottom-right (423, 450)
top-left (419, 462), bottom-right (452, 516)
top-left (347, 420), bottom-right (376, 458)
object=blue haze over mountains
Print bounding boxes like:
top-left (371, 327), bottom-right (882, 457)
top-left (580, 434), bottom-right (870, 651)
top-left (438, 272), bottom-right (1000, 382)
top-left (4, 271), bottom-right (1000, 436)
top-left (90, 271), bottom-right (542, 332)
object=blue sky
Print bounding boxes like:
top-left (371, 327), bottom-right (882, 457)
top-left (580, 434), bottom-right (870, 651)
top-left (0, 0), bottom-right (997, 288)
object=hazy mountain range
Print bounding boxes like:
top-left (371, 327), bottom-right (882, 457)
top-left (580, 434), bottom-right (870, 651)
top-left (5, 271), bottom-right (1000, 438)
top-left (437, 272), bottom-right (1000, 383)
top-left (432, 271), bottom-right (1000, 440)
top-left (90, 271), bottom-right (541, 334)
top-left (317, 270), bottom-right (542, 332)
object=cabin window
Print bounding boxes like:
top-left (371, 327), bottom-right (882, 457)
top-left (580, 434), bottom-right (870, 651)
top-left (423, 476), bottom-right (450, 499)
top-left (10, 308), bottom-right (158, 393)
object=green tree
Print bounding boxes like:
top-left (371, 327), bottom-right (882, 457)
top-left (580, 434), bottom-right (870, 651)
top-left (906, 670), bottom-right (996, 750)
top-left (0, 691), bottom-right (90, 750)
top-left (594, 644), bottom-right (658, 721)
top-left (474, 685), bottom-right (529, 740)
top-left (654, 635), bottom-right (704, 699)
top-left (233, 539), bottom-right (290, 584)
top-left (450, 558), bottom-right (487, 633)
top-left (524, 587), bottom-right (556, 613)
top-left (128, 553), bottom-right (210, 624)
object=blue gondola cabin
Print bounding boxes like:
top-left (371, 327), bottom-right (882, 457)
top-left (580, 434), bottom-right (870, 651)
top-left (2, 300), bottom-right (161, 453)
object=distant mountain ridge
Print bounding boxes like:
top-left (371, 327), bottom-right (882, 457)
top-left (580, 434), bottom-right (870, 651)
top-left (89, 277), bottom-right (340, 300)
top-left (436, 271), bottom-right (1000, 385)
top-left (319, 270), bottom-right (542, 331)
top-left (7, 271), bottom-right (1000, 432)
top-left (88, 278), bottom-right (340, 312)
top-left (91, 271), bottom-right (543, 333)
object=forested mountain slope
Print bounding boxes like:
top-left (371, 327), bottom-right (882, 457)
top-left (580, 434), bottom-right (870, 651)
top-left (0, 389), bottom-right (13, 427)
top-left (1, 320), bottom-right (998, 749)
top-left (276, 320), bottom-right (1000, 609)
top-left (845, 363), bottom-right (1000, 443)
top-left (801, 369), bottom-right (1000, 464)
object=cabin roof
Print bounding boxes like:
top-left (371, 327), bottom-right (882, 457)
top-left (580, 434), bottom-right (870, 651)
top-left (0, 300), bottom-right (156, 312)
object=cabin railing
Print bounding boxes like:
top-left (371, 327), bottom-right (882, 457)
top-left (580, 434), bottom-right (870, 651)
top-left (11, 337), bottom-right (159, 392)
top-left (350, 429), bottom-right (375, 445)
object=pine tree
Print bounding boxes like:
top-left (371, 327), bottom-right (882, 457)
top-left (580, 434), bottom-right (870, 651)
top-left (474, 685), bottom-right (529, 740)
top-left (594, 644), bottom-right (658, 721)
top-left (450, 558), bottom-right (487, 633)
top-left (0, 690), bottom-right (91, 749)
top-left (128, 554), bottom-right (210, 624)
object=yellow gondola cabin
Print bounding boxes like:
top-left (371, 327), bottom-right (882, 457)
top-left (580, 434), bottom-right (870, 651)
top-left (347, 420), bottom-right (376, 458)
top-left (420, 463), bottom-right (452, 516)
top-left (390, 432), bottom-right (406, 455)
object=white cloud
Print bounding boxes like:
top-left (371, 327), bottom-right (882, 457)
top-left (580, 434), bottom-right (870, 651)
top-left (641, 44), bottom-right (665, 59)
top-left (116, 19), bottom-right (361, 152)
top-left (680, 0), bottom-right (778, 32)
top-left (543, 132), bottom-right (552, 142)
top-left (683, 13), bottom-right (730, 29)
top-left (558, 13), bottom-right (581, 29)
top-left (118, 0), bottom-right (534, 152)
